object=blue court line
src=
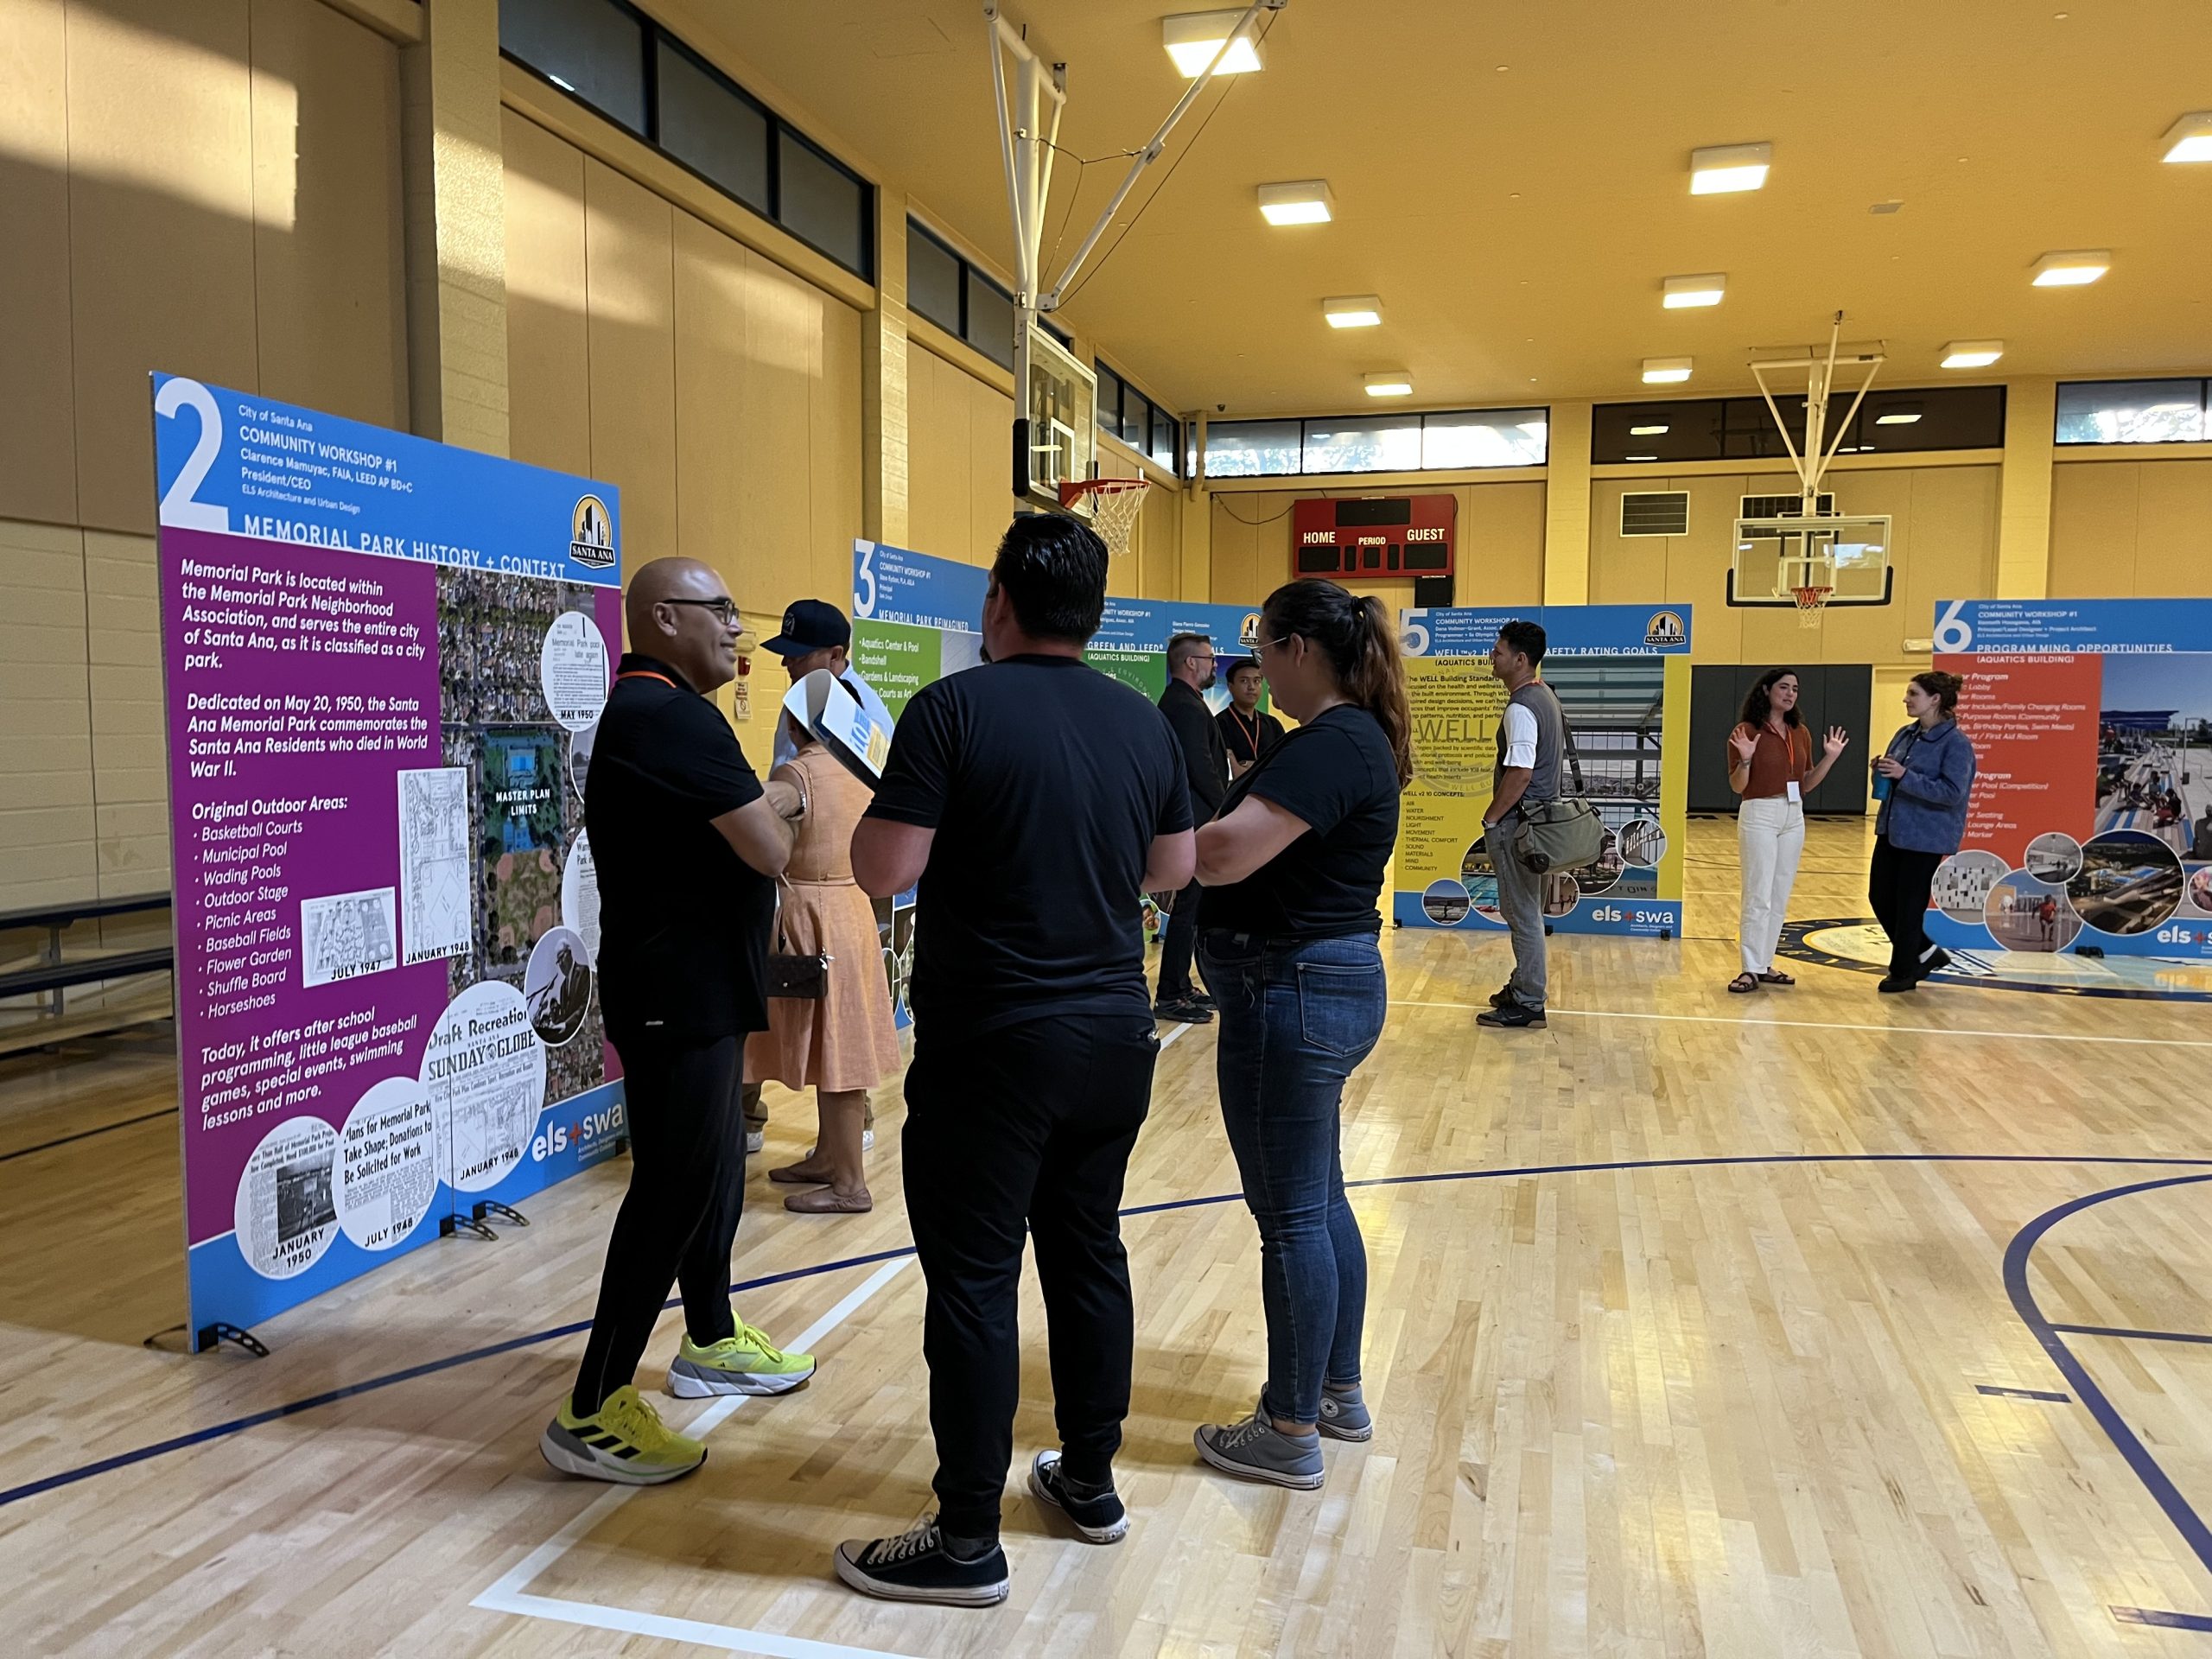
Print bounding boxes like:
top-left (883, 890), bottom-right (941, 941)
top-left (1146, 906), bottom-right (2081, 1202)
top-left (2004, 1172), bottom-right (2212, 1593)
top-left (1975, 1384), bottom-right (2070, 1402)
top-left (2114, 1607), bottom-right (2212, 1631)
top-left (2052, 1323), bottom-right (2212, 1347)
top-left (6, 1149), bottom-right (2212, 1516)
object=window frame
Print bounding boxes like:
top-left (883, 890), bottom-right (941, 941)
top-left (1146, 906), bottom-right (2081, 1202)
top-left (500, 0), bottom-right (875, 281)
top-left (1591, 385), bottom-right (2007, 464)
top-left (1202, 407), bottom-right (1548, 479)
top-left (1095, 358), bottom-right (1181, 480)
top-left (2054, 378), bottom-right (2212, 447)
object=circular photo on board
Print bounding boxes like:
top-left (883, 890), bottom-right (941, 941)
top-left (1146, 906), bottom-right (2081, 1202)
top-left (561, 831), bottom-right (601, 961)
top-left (1576, 830), bottom-right (1624, 899)
top-left (2023, 831), bottom-right (2083, 884)
top-left (1422, 879), bottom-right (1471, 925)
top-left (1460, 836), bottom-right (1496, 882)
top-left (422, 979), bottom-right (546, 1193)
top-left (1618, 818), bottom-right (1669, 868)
top-left (569, 720), bottom-right (596, 804)
top-left (1931, 849), bottom-right (2007, 922)
top-left (2191, 867), bottom-right (2212, 915)
top-left (1982, 871), bottom-right (2082, 953)
top-left (232, 1115), bottom-right (340, 1281)
top-left (525, 925), bottom-right (595, 1048)
top-left (1466, 874), bottom-right (1503, 925)
top-left (2069, 830), bottom-right (2185, 935)
top-left (1541, 872), bottom-right (1580, 918)
top-left (539, 610), bottom-right (609, 732)
top-left (336, 1075), bottom-right (441, 1253)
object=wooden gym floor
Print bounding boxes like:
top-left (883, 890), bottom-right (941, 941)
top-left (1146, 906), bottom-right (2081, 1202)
top-left (3, 817), bottom-right (2212, 1656)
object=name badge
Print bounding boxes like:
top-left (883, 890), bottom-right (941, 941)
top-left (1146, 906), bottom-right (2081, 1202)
top-left (1785, 780), bottom-right (1802, 804)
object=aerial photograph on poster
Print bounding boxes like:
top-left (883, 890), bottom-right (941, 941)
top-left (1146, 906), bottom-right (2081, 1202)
top-left (2094, 653), bottom-right (2212, 855)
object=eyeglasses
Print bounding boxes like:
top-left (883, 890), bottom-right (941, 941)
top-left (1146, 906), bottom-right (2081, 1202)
top-left (664, 597), bottom-right (740, 626)
top-left (1252, 636), bottom-right (1294, 656)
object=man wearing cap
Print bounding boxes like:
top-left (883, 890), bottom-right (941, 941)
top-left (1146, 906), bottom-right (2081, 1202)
top-left (745, 599), bottom-right (896, 1153)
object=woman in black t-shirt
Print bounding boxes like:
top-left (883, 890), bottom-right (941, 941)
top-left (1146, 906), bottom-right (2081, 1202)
top-left (1187, 579), bottom-right (1411, 1491)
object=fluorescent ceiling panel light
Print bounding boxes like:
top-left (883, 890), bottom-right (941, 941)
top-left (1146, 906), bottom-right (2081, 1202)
top-left (2160, 111), bottom-right (2212, 162)
top-left (2031, 250), bottom-right (2110, 286)
top-left (1941, 340), bottom-right (2004, 369)
top-left (1256, 181), bottom-right (1333, 226)
top-left (1625, 454), bottom-right (1658, 461)
top-left (1363, 372), bottom-right (1413, 397)
top-left (1874, 412), bottom-right (1923, 425)
top-left (1662, 273), bottom-right (1726, 308)
top-left (1163, 10), bottom-right (1264, 77)
top-left (1629, 423), bottom-right (1669, 435)
top-left (1689, 142), bottom-right (1770, 194)
top-left (1323, 296), bottom-right (1382, 328)
top-left (1641, 357), bottom-right (1693, 385)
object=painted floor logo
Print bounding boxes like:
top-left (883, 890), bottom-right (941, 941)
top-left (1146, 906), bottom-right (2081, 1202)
top-left (569, 495), bottom-right (614, 569)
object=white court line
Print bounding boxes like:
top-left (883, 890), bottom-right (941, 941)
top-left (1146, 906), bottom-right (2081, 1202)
top-left (1389, 1001), bottom-right (2212, 1050)
top-left (1156, 1018), bottom-right (1195, 1051)
top-left (473, 1255), bottom-right (914, 1658)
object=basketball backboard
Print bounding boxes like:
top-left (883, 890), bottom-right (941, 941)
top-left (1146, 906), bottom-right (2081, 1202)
top-left (1016, 322), bottom-right (1096, 511)
top-left (1729, 512), bottom-right (1893, 606)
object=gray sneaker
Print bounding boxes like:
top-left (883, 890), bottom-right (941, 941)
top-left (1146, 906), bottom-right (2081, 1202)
top-left (1318, 1383), bottom-right (1373, 1442)
top-left (1194, 1404), bottom-right (1325, 1490)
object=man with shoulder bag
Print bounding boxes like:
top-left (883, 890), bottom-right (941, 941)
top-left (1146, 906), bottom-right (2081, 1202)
top-left (1475, 619), bottom-right (1584, 1031)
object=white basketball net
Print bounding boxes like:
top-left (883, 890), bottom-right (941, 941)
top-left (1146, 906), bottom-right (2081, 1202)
top-left (1065, 479), bottom-right (1151, 556)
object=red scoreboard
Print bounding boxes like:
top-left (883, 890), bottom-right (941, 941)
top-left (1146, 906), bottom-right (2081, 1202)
top-left (1290, 494), bottom-right (1456, 579)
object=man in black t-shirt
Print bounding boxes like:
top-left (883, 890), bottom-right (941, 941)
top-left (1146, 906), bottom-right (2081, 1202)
top-left (1217, 658), bottom-right (1285, 778)
top-left (1154, 632), bottom-right (1227, 1023)
top-left (538, 558), bottom-right (817, 1491)
top-left (836, 516), bottom-right (1195, 1608)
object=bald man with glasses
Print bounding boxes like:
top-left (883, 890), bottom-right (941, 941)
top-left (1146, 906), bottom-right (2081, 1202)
top-left (539, 557), bottom-right (818, 1488)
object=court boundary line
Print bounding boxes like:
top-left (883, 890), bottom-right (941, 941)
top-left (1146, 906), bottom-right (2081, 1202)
top-left (1390, 1001), bottom-right (2212, 1049)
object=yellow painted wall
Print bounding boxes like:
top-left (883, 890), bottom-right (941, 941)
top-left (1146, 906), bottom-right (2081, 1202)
top-left (2049, 459), bottom-right (2212, 597)
top-left (905, 338), bottom-right (1017, 570)
top-left (1590, 465), bottom-right (1999, 666)
top-left (0, 0), bottom-right (404, 912)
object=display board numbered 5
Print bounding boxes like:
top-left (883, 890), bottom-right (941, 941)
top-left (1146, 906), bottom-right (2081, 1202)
top-left (153, 374), bottom-right (628, 1349)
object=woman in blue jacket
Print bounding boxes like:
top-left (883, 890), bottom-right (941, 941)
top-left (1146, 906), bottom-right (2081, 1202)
top-left (1869, 670), bottom-right (1977, 991)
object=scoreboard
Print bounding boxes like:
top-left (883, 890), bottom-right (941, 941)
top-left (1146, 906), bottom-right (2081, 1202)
top-left (1291, 494), bottom-right (1456, 579)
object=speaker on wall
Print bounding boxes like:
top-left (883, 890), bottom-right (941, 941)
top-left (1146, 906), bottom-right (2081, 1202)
top-left (1413, 573), bottom-right (1454, 607)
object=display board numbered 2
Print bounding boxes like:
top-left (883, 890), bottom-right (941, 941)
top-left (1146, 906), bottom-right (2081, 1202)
top-left (153, 374), bottom-right (628, 1351)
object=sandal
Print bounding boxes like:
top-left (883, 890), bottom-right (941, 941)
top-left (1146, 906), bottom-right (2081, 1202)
top-left (784, 1185), bottom-right (872, 1215)
top-left (1757, 970), bottom-right (1795, 986)
top-left (1727, 972), bottom-right (1759, 994)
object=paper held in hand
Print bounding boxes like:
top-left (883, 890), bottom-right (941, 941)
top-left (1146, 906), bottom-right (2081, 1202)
top-left (781, 668), bottom-right (891, 787)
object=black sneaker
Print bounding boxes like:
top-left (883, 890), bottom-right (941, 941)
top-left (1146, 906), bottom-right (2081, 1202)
top-left (1877, 975), bottom-right (1917, 994)
top-left (1189, 989), bottom-right (1217, 1011)
top-left (1476, 1000), bottom-right (1546, 1029)
top-left (1916, 947), bottom-right (1953, 980)
top-left (1154, 996), bottom-right (1214, 1025)
top-left (1027, 1451), bottom-right (1128, 1543)
top-left (1487, 982), bottom-right (1517, 1009)
top-left (834, 1517), bottom-right (1009, 1607)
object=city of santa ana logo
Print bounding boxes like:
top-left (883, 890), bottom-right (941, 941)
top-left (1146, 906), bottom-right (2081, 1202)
top-left (1240, 612), bottom-right (1262, 648)
top-left (1644, 609), bottom-right (1687, 648)
top-left (569, 494), bottom-right (615, 569)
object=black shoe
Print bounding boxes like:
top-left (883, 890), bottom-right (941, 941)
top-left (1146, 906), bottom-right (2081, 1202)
top-left (1487, 983), bottom-right (1516, 1009)
top-left (1189, 990), bottom-right (1217, 1011)
top-left (834, 1518), bottom-right (1010, 1607)
top-left (1877, 975), bottom-right (1917, 994)
top-left (1916, 947), bottom-right (1953, 980)
top-left (1028, 1451), bottom-right (1128, 1543)
top-left (1477, 1000), bottom-right (1546, 1028)
top-left (1154, 996), bottom-right (1214, 1025)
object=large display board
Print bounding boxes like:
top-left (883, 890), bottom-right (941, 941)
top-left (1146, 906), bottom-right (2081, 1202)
top-left (1392, 605), bottom-right (1692, 936)
top-left (1924, 600), bottom-right (2212, 961)
top-left (154, 375), bottom-right (626, 1347)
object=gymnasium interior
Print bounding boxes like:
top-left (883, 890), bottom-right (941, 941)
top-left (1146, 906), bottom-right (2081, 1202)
top-left (5, 1), bottom-right (2212, 1653)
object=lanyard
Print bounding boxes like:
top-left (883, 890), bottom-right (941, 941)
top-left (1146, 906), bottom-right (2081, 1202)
top-left (1227, 706), bottom-right (1264, 753)
top-left (616, 670), bottom-right (679, 690)
top-left (1764, 721), bottom-right (1803, 783)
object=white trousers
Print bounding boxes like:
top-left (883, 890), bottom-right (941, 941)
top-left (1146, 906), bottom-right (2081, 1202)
top-left (1738, 796), bottom-right (1806, 975)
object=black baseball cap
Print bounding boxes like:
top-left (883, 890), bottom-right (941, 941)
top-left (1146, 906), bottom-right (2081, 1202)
top-left (762, 599), bottom-right (851, 656)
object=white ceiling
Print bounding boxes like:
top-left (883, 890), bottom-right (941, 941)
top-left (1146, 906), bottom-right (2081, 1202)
top-left (655, 1), bottom-right (2212, 415)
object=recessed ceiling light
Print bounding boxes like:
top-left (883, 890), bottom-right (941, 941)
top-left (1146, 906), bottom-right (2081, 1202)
top-left (2161, 112), bottom-right (2212, 163)
top-left (1869, 199), bottom-right (1904, 215)
top-left (1689, 142), bottom-right (1770, 194)
top-left (1363, 372), bottom-right (1412, 397)
top-left (2031, 250), bottom-right (2110, 287)
top-left (1322, 296), bottom-right (1382, 328)
top-left (1162, 10), bottom-right (1264, 76)
top-left (1256, 181), bottom-right (1333, 226)
top-left (1662, 274), bottom-right (1726, 308)
top-left (1874, 412), bottom-right (1923, 425)
top-left (1941, 340), bottom-right (2005, 369)
top-left (1629, 424), bottom-right (1669, 436)
top-left (1642, 357), bottom-right (1694, 385)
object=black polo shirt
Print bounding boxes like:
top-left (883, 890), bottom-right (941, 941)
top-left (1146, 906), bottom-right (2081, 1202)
top-left (1217, 704), bottom-right (1285, 769)
top-left (584, 653), bottom-right (772, 1043)
top-left (866, 654), bottom-right (1191, 1032)
top-left (1160, 677), bottom-right (1228, 822)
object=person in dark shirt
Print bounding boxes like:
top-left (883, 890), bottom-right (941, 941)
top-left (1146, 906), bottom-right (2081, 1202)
top-left (539, 557), bottom-right (817, 1490)
top-left (836, 515), bottom-right (1195, 1608)
top-left (1217, 658), bottom-right (1285, 777)
top-left (1187, 579), bottom-right (1410, 1491)
top-left (1154, 631), bottom-right (1227, 1023)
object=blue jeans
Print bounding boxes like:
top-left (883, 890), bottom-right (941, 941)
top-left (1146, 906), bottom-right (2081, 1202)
top-left (1198, 930), bottom-right (1386, 1425)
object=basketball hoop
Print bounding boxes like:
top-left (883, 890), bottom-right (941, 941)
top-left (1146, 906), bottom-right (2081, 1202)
top-left (1059, 477), bottom-right (1152, 557)
top-left (1792, 584), bottom-right (1833, 628)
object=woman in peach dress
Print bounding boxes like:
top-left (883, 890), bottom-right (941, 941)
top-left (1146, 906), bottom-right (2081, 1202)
top-left (746, 717), bottom-right (901, 1213)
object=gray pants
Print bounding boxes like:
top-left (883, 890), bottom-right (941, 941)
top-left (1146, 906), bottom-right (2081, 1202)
top-left (1491, 823), bottom-right (1548, 1009)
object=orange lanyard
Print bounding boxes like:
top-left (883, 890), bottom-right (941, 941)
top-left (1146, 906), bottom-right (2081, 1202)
top-left (1764, 722), bottom-right (1803, 782)
top-left (1228, 706), bottom-right (1263, 753)
top-left (617, 670), bottom-right (678, 690)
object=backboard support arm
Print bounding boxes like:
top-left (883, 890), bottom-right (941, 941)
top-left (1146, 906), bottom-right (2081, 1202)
top-left (1749, 313), bottom-right (1885, 512)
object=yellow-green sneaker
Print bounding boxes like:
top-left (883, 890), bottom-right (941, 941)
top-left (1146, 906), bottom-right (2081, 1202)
top-left (667, 1322), bottom-right (817, 1398)
top-left (539, 1384), bottom-right (706, 1485)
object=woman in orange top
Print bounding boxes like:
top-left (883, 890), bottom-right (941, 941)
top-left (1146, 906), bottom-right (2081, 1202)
top-left (1726, 668), bottom-right (1848, 994)
top-left (747, 715), bottom-right (902, 1212)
